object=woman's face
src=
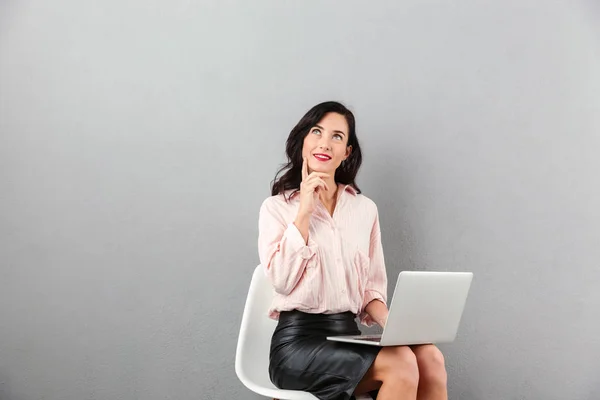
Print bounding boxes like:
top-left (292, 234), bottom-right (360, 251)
top-left (302, 112), bottom-right (352, 175)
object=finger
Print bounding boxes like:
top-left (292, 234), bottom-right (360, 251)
top-left (302, 157), bottom-right (308, 181)
top-left (305, 175), bottom-right (330, 189)
top-left (304, 179), bottom-right (325, 193)
top-left (308, 172), bottom-right (331, 179)
top-left (308, 174), bottom-right (329, 190)
top-left (308, 178), bottom-right (329, 192)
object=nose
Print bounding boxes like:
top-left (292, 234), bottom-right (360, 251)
top-left (318, 135), bottom-right (332, 151)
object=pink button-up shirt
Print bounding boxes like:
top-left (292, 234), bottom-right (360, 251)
top-left (258, 184), bottom-right (388, 326)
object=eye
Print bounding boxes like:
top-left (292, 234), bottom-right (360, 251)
top-left (333, 133), bottom-right (343, 140)
top-left (311, 128), bottom-right (321, 135)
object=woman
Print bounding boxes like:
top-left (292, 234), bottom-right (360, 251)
top-left (258, 101), bottom-right (448, 400)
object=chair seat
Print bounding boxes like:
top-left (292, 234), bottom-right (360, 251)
top-left (235, 266), bottom-right (371, 400)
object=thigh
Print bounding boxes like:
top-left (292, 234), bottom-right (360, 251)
top-left (354, 346), bottom-right (417, 395)
top-left (410, 344), bottom-right (445, 366)
top-left (271, 338), bottom-right (381, 395)
top-left (353, 365), bottom-right (382, 396)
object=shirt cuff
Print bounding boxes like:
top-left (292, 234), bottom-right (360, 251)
top-left (358, 290), bottom-right (386, 327)
top-left (285, 223), bottom-right (318, 260)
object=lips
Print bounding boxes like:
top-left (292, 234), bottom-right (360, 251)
top-left (313, 153), bottom-right (332, 161)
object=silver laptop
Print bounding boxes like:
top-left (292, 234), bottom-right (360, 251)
top-left (327, 271), bottom-right (473, 346)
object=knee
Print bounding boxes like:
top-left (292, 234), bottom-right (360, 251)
top-left (381, 346), bottom-right (420, 389)
top-left (414, 345), bottom-right (447, 386)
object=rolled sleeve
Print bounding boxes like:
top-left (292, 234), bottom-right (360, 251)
top-left (358, 291), bottom-right (386, 326)
top-left (284, 223), bottom-right (318, 260)
top-left (258, 199), bottom-right (318, 295)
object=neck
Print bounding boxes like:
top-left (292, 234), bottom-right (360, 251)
top-left (320, 180), bottom-right (339, 203)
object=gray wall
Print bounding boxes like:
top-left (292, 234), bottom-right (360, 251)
top-left (1, 1), bottom-right (599, 399)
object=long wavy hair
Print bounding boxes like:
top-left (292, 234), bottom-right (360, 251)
top-left (271, 101), bottom-right (363, 200)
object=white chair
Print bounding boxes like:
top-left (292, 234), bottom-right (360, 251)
top-left (235, 265), bottom-right (373, 400)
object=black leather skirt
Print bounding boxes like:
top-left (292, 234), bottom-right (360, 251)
top-left (269, 310), bottom-right (382, 400)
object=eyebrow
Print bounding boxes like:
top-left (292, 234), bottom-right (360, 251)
top-left (315, 124), bottom-right (346, 136)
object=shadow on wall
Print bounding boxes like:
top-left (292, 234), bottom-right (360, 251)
top-left (0, 2), bottom-right (19, 37)
top-left (368, 144), bottom-right (428, 273)
top-left (0, 376), bottom-right (21, 400)
top-left (365, 142), bottom-right (485, 399)
top-left (357, 144), bottom-right (422, 335)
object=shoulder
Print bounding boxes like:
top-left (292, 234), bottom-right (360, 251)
top-left (346, 192), bottom-right (379, 222)
top-left (355, 193), bottom-right (377, 208)
top-left (260, 192), bottom-right (299, 213)
top-left (351, 192), bottom-right (379, 212)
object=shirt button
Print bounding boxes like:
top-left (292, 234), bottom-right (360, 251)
top-left (341, 290), bottom-right (346, 294)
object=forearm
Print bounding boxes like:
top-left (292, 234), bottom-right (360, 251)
top-left (365, 299), bottom-right (389, 328)
top-left (259, 200), bottom-right (320, 294)
top-left (260, 215), bottom-right (318, 295)
top-left (293, 212), bottom-right (311, 244)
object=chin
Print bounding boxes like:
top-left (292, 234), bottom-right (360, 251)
top-left (310, 164), bottom-right (335, 173)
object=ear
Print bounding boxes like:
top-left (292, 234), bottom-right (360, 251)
top-left (345, 145), bottom-right (352, 160)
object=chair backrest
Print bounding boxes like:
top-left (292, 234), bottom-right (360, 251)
top-left (235, 265), bottom-right (279, 389)
top-left (235, 266), bottom-right (373, 400)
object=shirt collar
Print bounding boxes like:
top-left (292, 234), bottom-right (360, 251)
top-left (288, 183), bottom-right (357, 199)
top-left (342, 184), bottom-right (358, 196)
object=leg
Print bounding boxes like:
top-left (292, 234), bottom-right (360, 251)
top-left (354, 346), bottom-right (419, 400)
top-left (411, 345), bottom-right (447, 400)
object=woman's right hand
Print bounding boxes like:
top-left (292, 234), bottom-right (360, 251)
top-left (298, 157), bottom-right (330, 218)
